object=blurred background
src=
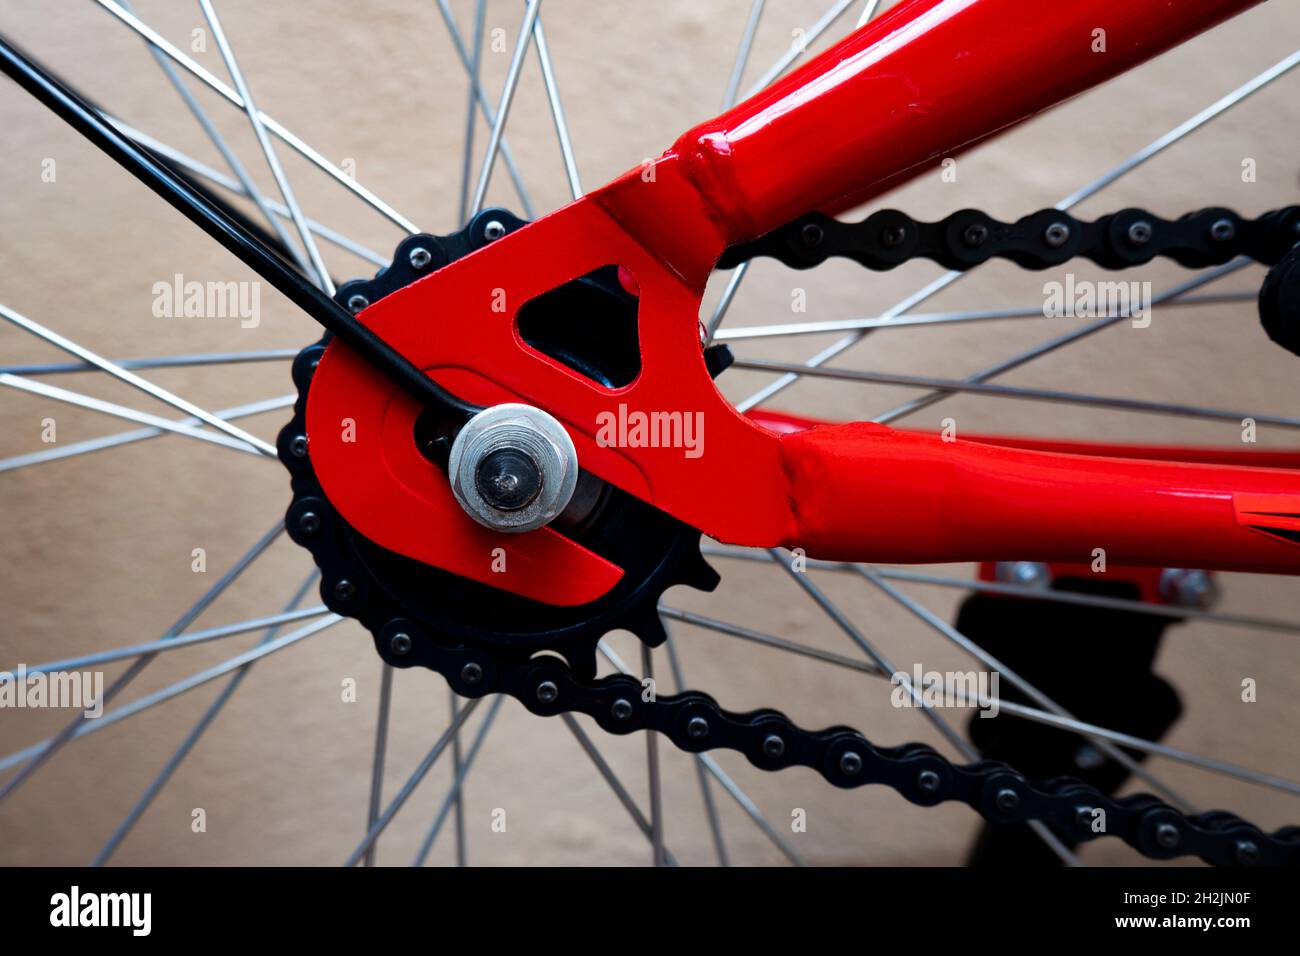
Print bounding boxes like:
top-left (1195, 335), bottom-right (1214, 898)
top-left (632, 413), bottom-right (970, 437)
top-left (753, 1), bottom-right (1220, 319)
top-left (1, 0), bottom-right (1299, 865)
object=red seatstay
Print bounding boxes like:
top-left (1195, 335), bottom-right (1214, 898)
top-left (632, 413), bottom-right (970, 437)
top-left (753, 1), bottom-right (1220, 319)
top-left (307, 0), bottom-right (1297, 607)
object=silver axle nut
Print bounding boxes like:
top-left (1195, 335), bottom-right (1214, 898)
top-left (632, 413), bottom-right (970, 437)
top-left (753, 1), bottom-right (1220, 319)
top-left (448, 403), bottom-right (579, 533)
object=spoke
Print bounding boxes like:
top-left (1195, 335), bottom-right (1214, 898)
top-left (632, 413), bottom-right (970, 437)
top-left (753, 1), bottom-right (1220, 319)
top-left (597, 639), bottom-right (804, 865)
top-left (363, 663), bottom-right (394, 867)
top-left (343, 696), bottom-right (483, 867)
top-left (734, 51), bottom-right (1300, 413)
top-left (456, 0), bottom-right (488, 226)
top-left (434, 0), bottom-right (535, 219)
top-left (90, 570), bottom-right (320, 866)
top-left (664, 604), bottom-right (1300, 799)
top-left (662, 624), bottom-right (730, 866)
top-left (742, 0), bottom-right (862, 100)
top-left (855, 565), bottom-right (1198, 812)
top-left (412, 694), bottom-right (505, 867)
top-left (0, 615), bottom-right (340, 776)
top-left (714, 291), bottom-right (1254, 342)
top-left (732, 356), bottom-right (1300, 429)
top-left (0, 518), bottom-right (284, 791)
top-left (0, 373), bottom-right (265, 457)
top-left (449, 693), bottom-right (468, 867)
top-left (107, 118), bottom-right (386, 267)
top-left (559, 713), bottom-right (680, 866)
top-left (117, 0), bottom-right (305, 271)
top-left (871, 260), bottom-right (1250, 424)
top-left (721, 0), bottom-right (766, 110)
top-left (0, 303), bottom-right (277, 455)
top-left (701, 546), bottom-right (1300, 638)
top-left (20, 606), bottom-right (327, 676)
top-left (0, 394), bottom-right (293, 473)
top-left (93, 0), bottom-right (418, 233)
top-left (1, 347), bottom-right (299, 377)
top-left (530, 13), bottom-right (581, 199)
top-left (468, 0), bottom-right (543, 219)
top-left (199, 0), bottom-right (333, 292)
top-left (640, 644), bottom-right (667, 867)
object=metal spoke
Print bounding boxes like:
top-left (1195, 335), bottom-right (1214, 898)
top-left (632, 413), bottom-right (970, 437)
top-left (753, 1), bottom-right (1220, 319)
top-left (2, 347), bottom-right (299, 377)
top-left (871, 260), bottom-right (1250, 424)
top-left (1, 303), bottom-right (277, 455)
top-left (641, 643), bottom-right (667, 867)
top-left (662, 624), bottom-right (730, 866)
top-left (449, 694), bottom-right (468, 867)
top-left (468, 0), bottom-right (543, 219)
top-left (0, 394), bottom-right (293, 473)
top-left (93, 0), bottom-right (418, 233)
top-left (734, 51), bottom-right (1300, 413)
top-left (559, 713), bottom-right (680, 866)
top-left (412, 694), bottom-right (506, 867)
top-left (118, 0), bottom-right (306, 272)
top-left (0, 614), bottom-right (340, 776)
top-left (742, 0), bottom-right (863, 100)
top-left (20, 605), bottom-right (327, 676)
top-left (855, 565), bottom-right (1198, 812)
top-left (198, 0), bottom-right (333, 292)
top-left (530, 12), bottom-right (581, 199)
top-left (456, 0), bottom-right (488, 226)
top-left (363, 663), bottom-right (394, 867)
top-left (434, 0), bottom-right (535, 219)
top-left (0, 373), bottom-right (265, 457)
top-left (699, 547), bottom-right (1300, 636)
top-left (106, 118), bottom-right (386, 267)
top-left (733, 356), bottom-right (1300, 429)
top-left (0, 522), bottom-right (286, 791)
top-left (597, 639), bottom-right (805, 865)
top-left (722, 0), bottom-right (766, 110)
top-left (343, 696), bottom-right (483, 867)
top-left (90, 570), bottom-right (321, 866)
top-left (663, 604), bottom-right (1300, 799)
top-left (714, 291), bottom-right (1254, 342)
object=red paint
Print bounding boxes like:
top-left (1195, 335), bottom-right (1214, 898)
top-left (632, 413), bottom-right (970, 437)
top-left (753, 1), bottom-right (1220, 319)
top-left (307, 0), bottom-right (1287, 606)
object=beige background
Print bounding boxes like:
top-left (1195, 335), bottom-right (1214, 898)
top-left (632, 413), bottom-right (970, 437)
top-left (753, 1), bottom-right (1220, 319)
top-left (1, 0), bottom-right (1299, 866)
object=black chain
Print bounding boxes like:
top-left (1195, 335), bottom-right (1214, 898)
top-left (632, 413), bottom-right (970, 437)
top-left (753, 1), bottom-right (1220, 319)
top-left (286, 204), bottom-right (1300, 867)
top-left (717, 205), bottom-right (1300, 273)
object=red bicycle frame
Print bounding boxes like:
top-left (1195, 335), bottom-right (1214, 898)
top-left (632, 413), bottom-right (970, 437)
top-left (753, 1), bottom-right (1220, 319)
top-left (306, 0), bottom-right (1300, 606)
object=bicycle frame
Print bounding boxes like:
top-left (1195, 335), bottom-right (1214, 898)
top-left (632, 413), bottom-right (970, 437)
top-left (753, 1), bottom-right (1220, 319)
top-left (5, 0), bottom-right (1297, 608)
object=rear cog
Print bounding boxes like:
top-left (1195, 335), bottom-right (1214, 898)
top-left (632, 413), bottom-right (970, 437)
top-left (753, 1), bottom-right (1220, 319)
top-left (278, 209), bottom-right (725, 680)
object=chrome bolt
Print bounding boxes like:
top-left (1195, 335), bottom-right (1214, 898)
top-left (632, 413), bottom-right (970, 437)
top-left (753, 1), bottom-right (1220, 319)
top-left (962, 223), bottom-right (989, 248)
top-left (1127, 221), bottom-right (1153, 245)
top-left (1043, 222), bottom-right (1071, 248)
top-left (1159, 568), bottom-right (1219, 610)
top-left (333, 579), bottom-right (356, 602)
top-left (483, 219), bottom-right (506, 242)
top-left (459, 662), bottom-right (484, 686)
top-left (1154, 822), bottom-right (1181, 849)
top-left (346, 293), bottom-right (370, 314)
top-left (762, 734), bottom-right (785, 758)
top-left (297, 511), bottom-right (320, 535)
top-left (289, 434), bottom-right (309, 459)
top-left (536, 680), bottom-right (559, 704)
top-left (686, 716), bottom-right (710, 740)
top-left (1234, 839), bottom-right (1261, 865)
top-left (610, 698), bottom-right (634, 721)
top-left (916, 769), bottom-right (941, 794)
top-left (408, 246), bottom-right (434, 270)
top-left (389, 632), bottom-right (412, 656)
top-left (1210, 218), bottom-right (1236, 243)
top-left (994, 787), bottom-right (1021, 813)
top-left (995, 560), bottom-right (1049, 588)
top-left (839, 751), bottom-right (863, 775)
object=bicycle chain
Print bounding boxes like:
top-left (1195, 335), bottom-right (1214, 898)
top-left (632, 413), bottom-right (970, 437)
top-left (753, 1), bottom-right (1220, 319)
top-left (717, 205), bottom-right (1300, 273)
top-left (285, 204), bottom-right (1300, 867)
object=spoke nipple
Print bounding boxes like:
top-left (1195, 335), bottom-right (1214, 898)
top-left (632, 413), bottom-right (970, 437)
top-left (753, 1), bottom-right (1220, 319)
top-left (994, 787), bottom-right (1021, 813)
top-left (611, 698), bottom-right (634, 721)
top-left (408, 246), bottom-right (434, 270)
top-left (1043, 222), bottom-right (1071, 248)
top-left (346, 293), bottom-right (370, 314)
top-left (389, 632), bottom-right (412, 656)
top-left (483, 220), bottom-right (506, 242)
top-left (297, 511), bottom-right (320, 535)
top-left (333, 579), bottom-right (356, 602)
top-left (1210, 218), bottom-right (1236, 243)
top-left (800, 222), bottom-right (825, 247)
top-left (839, 751), bottom-right (863, 776)
top-left (686, 716), bottom-right (710, 740)
top-left (916, 769), bottom-right (941, 794)
top-left (1127, 221), bottom-right (1153, 246)
top-left (762, 734), bottom-right (785, 758)
top-left (460, 662), bottom-right (484, 686)
top-left (962, 223), bottom-right (989, 248)
top-left (289, 434), bottom-right (309, 458)
top-left (1154, 822), bottom-right (1181, 849)
top-left (1234, 839), bottom-right (1261, 865)
top-left (536, 680), bottom-right (559, 704)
